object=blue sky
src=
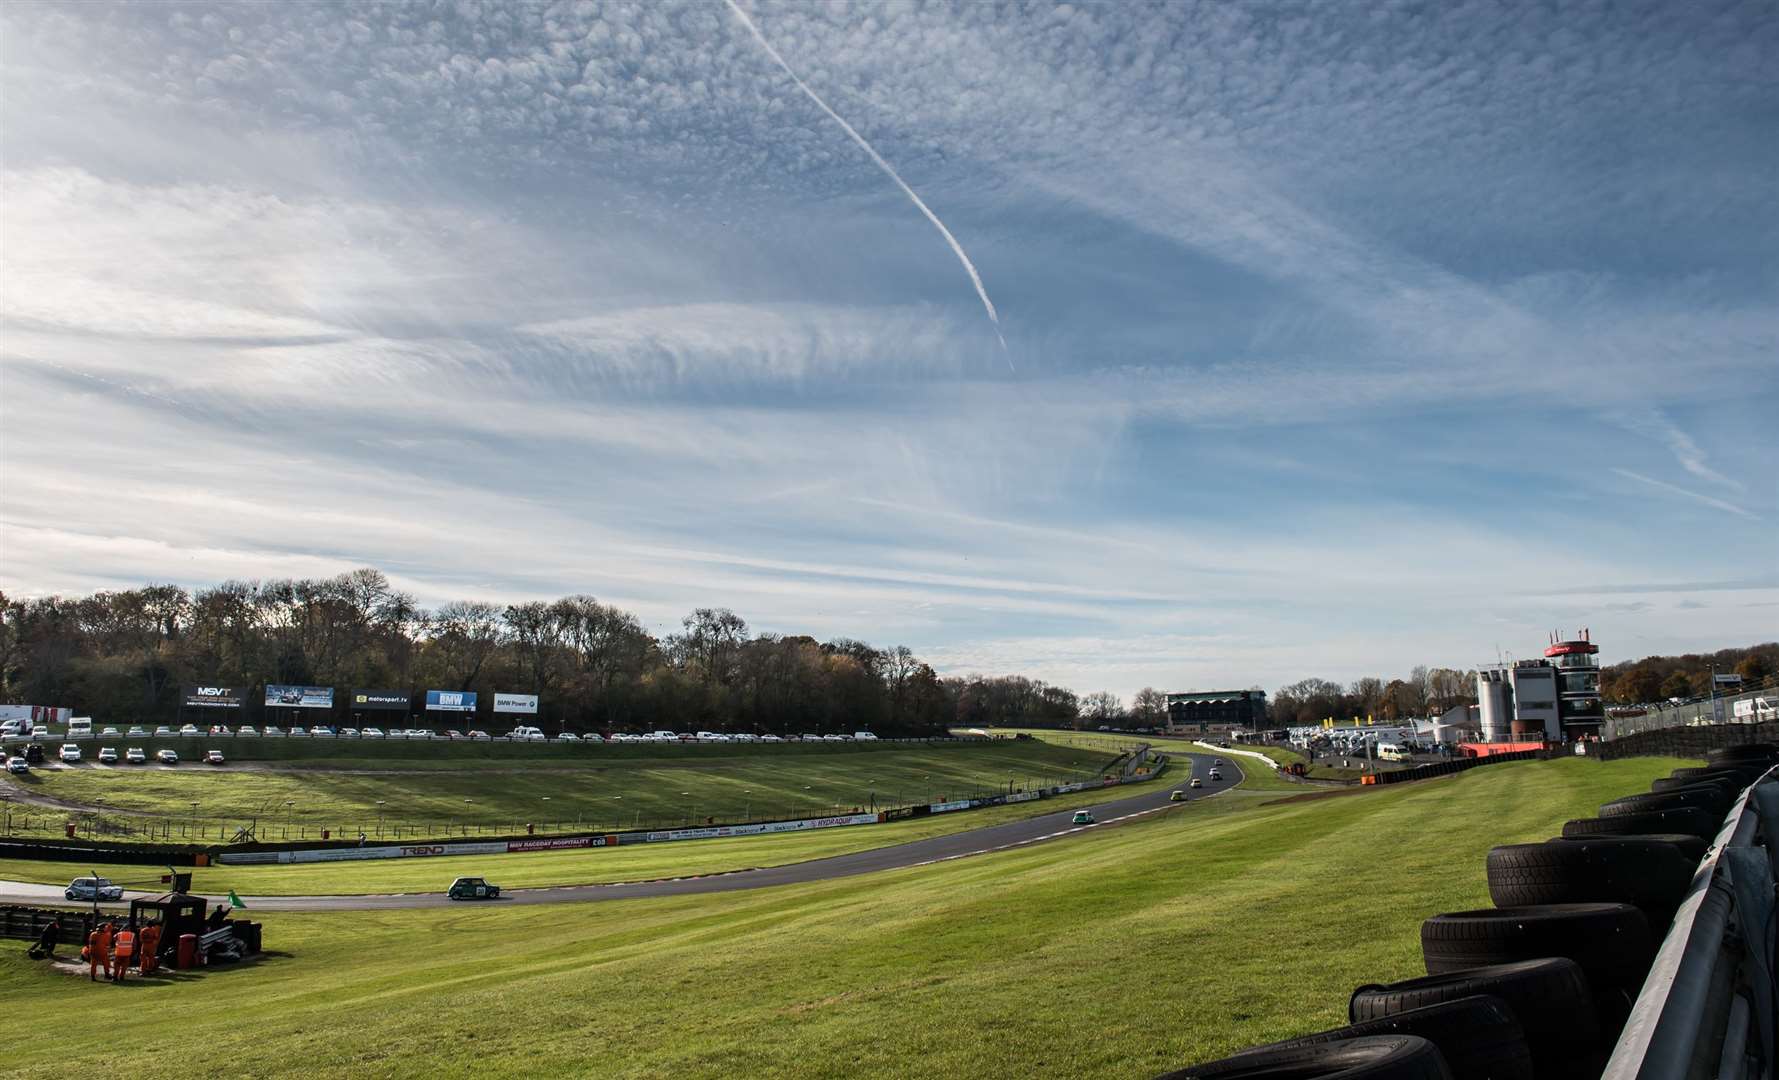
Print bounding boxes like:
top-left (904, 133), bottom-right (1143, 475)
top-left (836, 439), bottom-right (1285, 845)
top-left (2, 0), bottom-right (1774, 698)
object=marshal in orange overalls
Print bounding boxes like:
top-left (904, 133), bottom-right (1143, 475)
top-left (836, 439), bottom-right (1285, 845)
top-left (112, 927), bottom-right (137, 981)
top-left (139, 923), bottom-right (162, 975)
top-left (89, 923), bottom-right (113, 981)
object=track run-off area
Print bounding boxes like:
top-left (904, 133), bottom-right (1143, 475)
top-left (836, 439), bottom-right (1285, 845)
top-left (0, 752), bottom-right (1242, 911)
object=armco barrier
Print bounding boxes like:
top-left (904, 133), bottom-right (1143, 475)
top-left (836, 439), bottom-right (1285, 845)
top-left (0, 838), bottom-right (205, 866)
top-left (1603, 765), bottom-right (1776, 1079)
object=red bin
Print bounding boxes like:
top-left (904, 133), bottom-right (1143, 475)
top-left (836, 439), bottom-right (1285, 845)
top-left (176, 933), bottom-right (198, 970)
top-left (65, 822), bottom-right (76, 838)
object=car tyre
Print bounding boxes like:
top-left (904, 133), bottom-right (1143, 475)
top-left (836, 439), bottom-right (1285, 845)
top-left (1649, 775), bottom-right (1736, 797)
top-left (1154, 1035), bottom-right (1452, 1080)
top-left (1600, 789), bottom-right (1728, 818)
top-left (1486, 841), bottom-right (1694, 931)
top-left (1235, 995), bottom-right (1530, 1080)
top-left (1349, 958), bottom-right (1598, 1076)
top-left (1561, 807), bottom-right (1719, 841)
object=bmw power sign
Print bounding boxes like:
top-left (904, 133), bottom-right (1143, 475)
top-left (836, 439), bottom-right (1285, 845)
top-left (425, 690), bottom-right (478, 712)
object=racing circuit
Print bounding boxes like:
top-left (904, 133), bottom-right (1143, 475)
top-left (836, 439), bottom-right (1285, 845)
top-left (0, 753), bottom-right (1240, 911)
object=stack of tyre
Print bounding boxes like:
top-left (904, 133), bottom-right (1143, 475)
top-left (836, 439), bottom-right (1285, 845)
top-left (1157, 743), bottom-right (1776, 1080)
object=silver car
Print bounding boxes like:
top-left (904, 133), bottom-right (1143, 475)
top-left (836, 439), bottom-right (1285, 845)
top-left (65, 876), bottom-right (124, 902)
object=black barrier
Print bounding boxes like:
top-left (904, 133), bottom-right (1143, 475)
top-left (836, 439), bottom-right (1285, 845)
top-left (0, 839), bottom-right (204, 866)
top-left (1370, 747), bottom-right (1546, 785)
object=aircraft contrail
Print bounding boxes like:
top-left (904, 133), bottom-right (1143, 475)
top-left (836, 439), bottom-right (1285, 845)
top-left (722, 0), bottom-right (1012, 369)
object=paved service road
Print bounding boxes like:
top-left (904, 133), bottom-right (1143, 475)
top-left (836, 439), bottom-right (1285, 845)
top-left (0, 753), bottom-right (1243, 913)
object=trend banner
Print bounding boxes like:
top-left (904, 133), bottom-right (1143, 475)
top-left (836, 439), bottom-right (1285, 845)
top-left (264, 685), bottom-right (334, 709)
top-left (493, 692), bottom-right (539, 714)
top-left (425, 690), bottom-right (478, 713)
top-left (184, 686), bottom-right (244, 709)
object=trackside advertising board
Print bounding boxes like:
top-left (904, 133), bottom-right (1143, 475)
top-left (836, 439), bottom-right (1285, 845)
top-left (219, 835), bottom-right (615, 864)
top-left (264, 685), bottom-right (334, 709)
top-left (183, 685), bottom-right (244, 709)
top-left (493, 692), bottom-right (539, 714)
top-left (644, 812), bottom-right (878, 843)
top-left (425, 690), bottom-right (477, 712)
top-left (351, 690), bottom-right (409, 711)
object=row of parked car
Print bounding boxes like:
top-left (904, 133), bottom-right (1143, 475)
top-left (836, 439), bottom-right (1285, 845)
top-left (22, 725), bottom-right (886, 745)
top-left (3, 742), bottom-right (204, 773)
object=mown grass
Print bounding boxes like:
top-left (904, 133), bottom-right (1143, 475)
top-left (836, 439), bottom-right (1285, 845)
top-left (0, 774), bottom-right (1171, 896)
top-left (4, 740), bottom-right (1118, 839)
top-left (0, 756), bottom-right (1687, 1079)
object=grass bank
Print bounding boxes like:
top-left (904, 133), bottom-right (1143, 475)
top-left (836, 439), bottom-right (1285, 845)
top-left (1, 740), bottom-right (1119, 840)
top-left (0, 756), bottom-right (1687, 1078)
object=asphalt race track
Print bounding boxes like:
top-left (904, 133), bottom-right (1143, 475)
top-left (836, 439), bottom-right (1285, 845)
top-left (0, 753), bottom-right (1243, 912)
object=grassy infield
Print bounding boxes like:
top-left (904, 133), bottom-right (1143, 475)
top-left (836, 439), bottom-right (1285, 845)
top-left (0, 745), bottom-right (1690, 1078)
top-left (2, 740), bottom-right (1120, 839)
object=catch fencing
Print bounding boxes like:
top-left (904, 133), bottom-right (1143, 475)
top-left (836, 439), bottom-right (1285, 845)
top-left (1603, 682), bottom-right (1779, 740)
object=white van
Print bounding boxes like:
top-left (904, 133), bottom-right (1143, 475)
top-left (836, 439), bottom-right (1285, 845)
top-left (67, 717), bottom-right (94, 739)
top-left (0, 719), bottom-right (25, 737)
top-left (508, 725), bottom-right (546, 742)
top-left (852, 731), bottom-right (878, 741)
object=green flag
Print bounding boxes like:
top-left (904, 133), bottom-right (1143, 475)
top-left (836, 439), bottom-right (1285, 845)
top-left (227, 889), bottom-right (246, 910)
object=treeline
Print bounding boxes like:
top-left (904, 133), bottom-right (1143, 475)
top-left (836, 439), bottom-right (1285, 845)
top-left (1601, 644), bottom-right (1777, 703)
top-left (1268, 667), bottom-right (1478, 726)
top-left (0, 570), bottom-right (985, 735)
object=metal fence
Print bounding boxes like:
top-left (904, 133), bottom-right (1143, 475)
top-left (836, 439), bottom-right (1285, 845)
top-left (1603, 681), bottom-right (1779, 740)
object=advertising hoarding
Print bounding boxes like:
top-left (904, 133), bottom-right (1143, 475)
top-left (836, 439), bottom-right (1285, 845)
top-left (644, 813), bottom-right (877, 843)
top-left (350, 690), bottom-right (409, 711)
top-left (425, 690), bottom-right (478, 713)
top-left (184, 685), bottom-right (244, 709)
top-left (0, 705), bottom-right (73, 724)
top-left (264, 685), bottom-right (334, 709)
top-left (493, 692), bottom-right (539, 714)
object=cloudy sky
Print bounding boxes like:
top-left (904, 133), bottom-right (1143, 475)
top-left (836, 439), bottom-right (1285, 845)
top-left (2, 0), bottom-right (1775, 698)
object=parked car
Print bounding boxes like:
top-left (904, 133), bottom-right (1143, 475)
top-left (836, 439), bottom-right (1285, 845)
top-left (237, 725), bottom-right (259, 737)
top-left (125, 748), bottom-right (146, 765)
top-left (155, 749), bottom-right (179, 765)
top-left (1072, 810), bottom-right (1095, 825)
top-left (557, 732), bottom-right (580, 742)
top-left (289, 727), bottom-right (308, 737)
top-left (126, 726), bottom-right (148, 737)
top-left (853, 731), bottom-right (878, 741)
top-left (59, 743), bottom-right (82, 763)
top-left (5, 757), bottom-right (26, 774)
top-left (444, 730), bottom-right (464, 740)
top-left (153, 726), bottom-right (173, 736)
top-left (205, 749), bottom-right (225, 765)
top-left (339, 727), bottom-right (360, 738)
top-left (466, 730), bottom-right (489, 740)
top-left (209, 725), bottom-right (232, 736)
top-left (22, 743), bottom-right (45, 764)
top-left (179, 724), bottom-right (200, 737)
top-left (99, 726), bottom-right (120, 737)
top-left (97, 746), bottom-right (118, 764)
top-left (361, 727), bottom-right (385, 739)
top-left (446, 876), bottom-right (501, 901)
top-left (263, 726), bottom-right (284, 736)
top-left (761, 734), bottom-right (783, 743)
top-left (310, 726), bottom-right (334, 738)
top-left (64, 877), bottom-right (124, 902)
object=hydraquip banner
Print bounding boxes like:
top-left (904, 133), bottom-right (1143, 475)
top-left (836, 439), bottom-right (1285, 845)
top-left (351, 690), bottom-right (409, 711)
top-left (219, 835), bottom-right (615, 865)
top-left (644, 813), bottom-right (878, 843)
top-left (425, 690), bottom-right (478, 713)
top-left (493, 692), bottom-right (539, 714)
top-left (264, 685), bottom-right (334, 709)
top-left (184, 686), bottom-right (244, 709)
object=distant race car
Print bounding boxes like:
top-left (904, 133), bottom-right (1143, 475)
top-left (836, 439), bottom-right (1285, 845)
top-left (1208, 769), bottom-right (1223, 781)
top-left (1189, 778), bottom-right (1203, 789)
top-left (1071, 811), bottom-right (1095, 825)
top-left (65, 876), bottom-right (124, 902)
top-left (1169, 790), bottom-right (1186, 802)
top-left (447, 877), bottom-right (501, 901)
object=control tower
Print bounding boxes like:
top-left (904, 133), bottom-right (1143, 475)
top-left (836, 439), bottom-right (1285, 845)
top-left (1545, 628), bottom-right (1603, 740)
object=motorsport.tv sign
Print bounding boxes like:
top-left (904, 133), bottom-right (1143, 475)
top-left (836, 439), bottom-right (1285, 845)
top-left (351, 690), bottom-right (410, 711)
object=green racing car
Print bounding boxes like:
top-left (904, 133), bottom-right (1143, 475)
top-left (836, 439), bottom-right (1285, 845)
top-left (446, 876), bottom-right (502, 901)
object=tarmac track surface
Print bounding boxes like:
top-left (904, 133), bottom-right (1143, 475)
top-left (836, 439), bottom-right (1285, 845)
top-left (0, 753), bottom-right (1242, 913)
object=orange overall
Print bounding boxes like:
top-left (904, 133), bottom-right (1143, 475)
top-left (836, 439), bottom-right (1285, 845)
top-left (112, 928), bottom-right (136, 981)
top-left (139, 924), bottom-right (162, 975)
top-left (89, 925), bottom-right (112, 981)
